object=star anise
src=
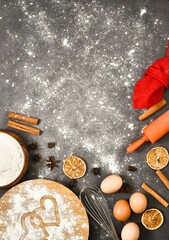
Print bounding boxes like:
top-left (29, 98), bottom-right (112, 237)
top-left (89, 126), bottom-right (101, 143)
top-left (28, 142), bottom-right (38, 150)
top-left (68, 179), bottom-right (78, 188)
top-left (33, 154), bottom-right (41, 163)
top-left (91, 167), bottom-right (101, 176)
top-left (118, 182), bottom-right (132, 193)
top-left (48, 142), bottom-right (56, 148)
top-left (45, 156), bottom-right (60, 171)
top-left (127, 166), bottom-right (138, 172)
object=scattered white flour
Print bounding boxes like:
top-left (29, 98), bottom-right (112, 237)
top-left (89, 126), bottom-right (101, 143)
top-left (0, 132), bottom-right (24, 187)
top-left (0, 181), bottom-right (88, 240)
top-left (62, 38), bottom-right (70, 47)
top-left (140, 8), bottom-right (147, 16)
top-left (127, 123), bottom-right (135, 131)
top-left (101, 154), bottom-right (120, 173)
top-left (1, 0), bottom-right (167, 184)
top-left (128, 49), bottom-right (135, 56)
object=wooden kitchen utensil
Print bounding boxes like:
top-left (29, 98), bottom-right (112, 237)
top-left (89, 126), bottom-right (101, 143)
top-left (127, 110), bottom-right (169, 153)
top-left (0, 179), bottom-right (89, 240)
top-left (138, 99), bottom-right (167, 121)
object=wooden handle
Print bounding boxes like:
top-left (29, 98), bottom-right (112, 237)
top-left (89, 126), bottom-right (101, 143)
top-left (127, 135), bottom-right (148, 153)
top-left (138, 99), bottom-right (167, 121)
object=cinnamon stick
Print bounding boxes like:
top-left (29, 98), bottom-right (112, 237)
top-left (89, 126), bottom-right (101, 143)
top-left (8, 112), bottom-right (40, 125)
top-left (156, 170), bottom-right (169, 190)
top-left (7, 120), bottom-right (41, 136)
top-left (138, 99), bottom-right (167, 121)
top-left (141, 183), bottom-right (168, 207)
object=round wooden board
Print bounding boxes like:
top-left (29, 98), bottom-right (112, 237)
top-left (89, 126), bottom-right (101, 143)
top-left (0, 179), bottom-right (89, 240)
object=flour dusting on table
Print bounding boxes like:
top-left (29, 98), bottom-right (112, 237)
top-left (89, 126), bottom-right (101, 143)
top-left (0, 0), bottom-right (168, 205)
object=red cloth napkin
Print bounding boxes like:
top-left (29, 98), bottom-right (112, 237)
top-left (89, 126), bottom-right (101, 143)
top-left (133, 41), bottom-right (169, 108)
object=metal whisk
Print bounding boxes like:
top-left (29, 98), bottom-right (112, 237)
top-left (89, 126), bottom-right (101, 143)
top-left (80, 186), bottom-right (120, 240)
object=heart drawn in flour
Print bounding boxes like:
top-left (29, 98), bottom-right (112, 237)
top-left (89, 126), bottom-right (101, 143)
top-left (20, 195), bottom-right (60, 240)
top-left (33, 195), bottom-right (60, 227)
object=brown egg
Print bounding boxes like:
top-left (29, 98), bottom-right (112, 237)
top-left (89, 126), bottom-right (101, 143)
top-left (100, 175), bottom-right (123, 194)
top-left (113, 199), bottom-right (131, 221)
top-left (129, 192), bottom-right (147, 214)
top-left (121, 222), bottom-right (140, 240)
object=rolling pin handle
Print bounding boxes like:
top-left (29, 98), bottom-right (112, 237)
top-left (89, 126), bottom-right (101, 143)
top-left (127, 134), bottom-right (149, 153)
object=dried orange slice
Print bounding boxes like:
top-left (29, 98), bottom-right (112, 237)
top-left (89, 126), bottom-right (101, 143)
top-left (146, 147), bottom-right (169, 170)
top-left (63, 156), bottom-right (86, 179)
top-left (141, 208), bottom-right (164, 230)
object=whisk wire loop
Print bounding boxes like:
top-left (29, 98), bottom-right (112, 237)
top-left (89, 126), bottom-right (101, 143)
top-left (80, 186), bottom-right (120, 240)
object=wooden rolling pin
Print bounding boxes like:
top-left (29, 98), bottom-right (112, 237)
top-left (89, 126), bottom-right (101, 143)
top-left (138, 99), bottom-right (167, 121)
top-left (127, 110), bottom-right (169, 153)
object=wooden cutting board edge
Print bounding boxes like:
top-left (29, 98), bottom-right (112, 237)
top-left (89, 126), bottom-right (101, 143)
top-left (0, 179), bottom-right (89, 240)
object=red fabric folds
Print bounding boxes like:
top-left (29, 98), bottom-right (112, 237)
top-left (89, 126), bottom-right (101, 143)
top-left (133, 41), bottom-right (169, 108)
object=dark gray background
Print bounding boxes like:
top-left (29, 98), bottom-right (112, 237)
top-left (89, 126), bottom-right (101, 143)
top-left (0, 0), bottom-right (169, 239)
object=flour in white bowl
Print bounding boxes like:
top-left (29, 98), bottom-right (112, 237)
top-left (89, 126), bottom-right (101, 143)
top-left (0, 132), bottom-right (25, 186)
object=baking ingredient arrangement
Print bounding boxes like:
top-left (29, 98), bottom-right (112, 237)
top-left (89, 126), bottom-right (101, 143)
top-left (0, 14), bottom-right (169, 239)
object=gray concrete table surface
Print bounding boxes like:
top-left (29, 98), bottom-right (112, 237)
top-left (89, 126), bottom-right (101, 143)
top-left (0, 0), bottom-right (169, 239)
